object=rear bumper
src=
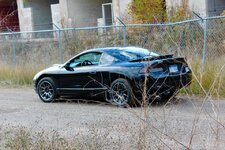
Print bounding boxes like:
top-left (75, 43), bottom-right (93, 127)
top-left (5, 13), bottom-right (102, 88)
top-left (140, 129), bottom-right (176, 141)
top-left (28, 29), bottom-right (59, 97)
top-left (133, 72), bottom-right (192, 96)
top-left (149, 73), bottom-right (191, 89)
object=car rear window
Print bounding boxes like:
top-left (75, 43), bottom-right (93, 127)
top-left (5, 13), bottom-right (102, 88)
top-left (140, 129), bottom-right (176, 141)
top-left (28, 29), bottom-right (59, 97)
top-left (107, 50), bottom-right (150, 61)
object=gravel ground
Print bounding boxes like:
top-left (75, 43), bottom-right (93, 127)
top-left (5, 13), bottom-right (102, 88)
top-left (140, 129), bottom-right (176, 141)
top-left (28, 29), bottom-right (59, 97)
top-left (0, 87), bottom-right (225, 149)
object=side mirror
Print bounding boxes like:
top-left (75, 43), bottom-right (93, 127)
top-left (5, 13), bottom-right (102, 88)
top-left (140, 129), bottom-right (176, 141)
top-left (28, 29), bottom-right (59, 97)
top-left (64, 64), bottom-right (74, 71)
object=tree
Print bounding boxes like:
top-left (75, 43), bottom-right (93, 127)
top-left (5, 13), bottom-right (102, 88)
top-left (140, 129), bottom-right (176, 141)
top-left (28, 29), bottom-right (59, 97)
top-left (129, 0), bottom-right (166, 23)
top-left (129, 0), bottom-right (191, 23)
top-left (167, 0), bottom-right (190, 22)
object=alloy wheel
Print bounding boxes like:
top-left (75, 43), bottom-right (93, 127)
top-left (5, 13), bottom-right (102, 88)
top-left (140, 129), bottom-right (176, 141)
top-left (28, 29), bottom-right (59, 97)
top-left (38, 81), bottom-right (54, 102)
top-left (111, 82), bottom-right (129, 106)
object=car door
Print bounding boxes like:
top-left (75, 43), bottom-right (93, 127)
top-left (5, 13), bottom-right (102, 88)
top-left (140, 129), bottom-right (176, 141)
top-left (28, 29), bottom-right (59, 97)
top-left (58, 52), bottom-right (105, 95)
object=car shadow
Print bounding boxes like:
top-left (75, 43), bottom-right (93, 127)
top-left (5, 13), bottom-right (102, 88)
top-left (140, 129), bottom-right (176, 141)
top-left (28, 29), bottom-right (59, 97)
top-left (52, 96), bottom-right (187, 108)
top-left (151, 97), bottom-right (188, 107)
top-left (54, 98), bottom-right (114, 107)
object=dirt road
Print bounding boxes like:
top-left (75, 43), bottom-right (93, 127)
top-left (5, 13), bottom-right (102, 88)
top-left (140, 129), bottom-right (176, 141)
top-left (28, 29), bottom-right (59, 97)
top-left (0, 88), bottom-right (225, 149)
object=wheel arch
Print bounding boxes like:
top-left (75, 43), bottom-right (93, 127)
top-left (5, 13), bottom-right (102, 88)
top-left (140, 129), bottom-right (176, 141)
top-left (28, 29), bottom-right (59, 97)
top-left (108, 72), bottom-right (142, 100)
top-left (35, 74), bottom-right (58, 88)
top-left (109, 73), bottom-right (135, 87)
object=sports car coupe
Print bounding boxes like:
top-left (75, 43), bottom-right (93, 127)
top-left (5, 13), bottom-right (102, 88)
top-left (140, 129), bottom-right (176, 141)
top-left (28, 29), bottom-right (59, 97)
top-left (33, 47), bottom-right (192, 106)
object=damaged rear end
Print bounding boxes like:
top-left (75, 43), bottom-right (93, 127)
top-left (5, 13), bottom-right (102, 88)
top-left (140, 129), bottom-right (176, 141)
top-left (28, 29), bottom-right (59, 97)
top-left (134, 55), bottom-right (192, 101)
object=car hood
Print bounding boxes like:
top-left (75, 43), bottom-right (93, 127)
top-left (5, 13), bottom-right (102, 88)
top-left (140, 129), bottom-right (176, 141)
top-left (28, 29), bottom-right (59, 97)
top-left (33, 64), bottom-right (63, 81)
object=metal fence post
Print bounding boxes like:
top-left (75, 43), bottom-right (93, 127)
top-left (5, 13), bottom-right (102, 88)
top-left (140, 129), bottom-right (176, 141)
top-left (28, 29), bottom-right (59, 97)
top-left (193, 12), bottom-right (207, 67)
top-left (123, 26), bottom-right (127, 47)
top-left (202, 19), bottom-right (208, 67)
top-left (53, 23), bottom-right (63, 64)
top-left (12, 32), bottom-right (16, 65)
top-left (58, 29), bottom-right (63, 64)
top-left (117, 17), bottom-right (127, 47)
top-left (7, 27), bottom-right (16, 65)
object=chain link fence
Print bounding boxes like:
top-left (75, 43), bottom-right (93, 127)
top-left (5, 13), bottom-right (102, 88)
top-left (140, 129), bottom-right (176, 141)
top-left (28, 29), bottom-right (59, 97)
top-left (0, 16), bottom-right (224, 68)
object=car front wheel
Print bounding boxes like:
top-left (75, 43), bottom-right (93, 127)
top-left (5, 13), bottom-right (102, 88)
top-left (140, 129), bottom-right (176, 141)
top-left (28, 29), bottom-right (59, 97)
top-left (37, 77), bottom-right (58, 103)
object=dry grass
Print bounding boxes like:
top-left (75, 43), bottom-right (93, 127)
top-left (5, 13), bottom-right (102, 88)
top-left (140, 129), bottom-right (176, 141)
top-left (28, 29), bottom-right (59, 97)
top-left (1, 108), bottom-right (225, 150)
top-left (181, 57), bottom-right (225, 98)
top-left (0, 64), bottom-right (43, 86)
top-left (0, 123), bottom-right (158, 150)
top-left (0, 122), bottom-right (193, 150)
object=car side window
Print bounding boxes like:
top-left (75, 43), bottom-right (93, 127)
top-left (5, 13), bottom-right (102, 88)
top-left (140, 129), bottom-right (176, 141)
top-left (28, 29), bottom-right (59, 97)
top-left (69, 52), bottom-right (102, 68)
top-left (100, 53), bottom-right (119, 65)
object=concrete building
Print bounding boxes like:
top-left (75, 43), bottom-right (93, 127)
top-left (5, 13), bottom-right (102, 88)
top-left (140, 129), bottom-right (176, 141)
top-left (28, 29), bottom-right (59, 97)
top-left (0, 0), bottom-right (131, 32)
top-left (0, 0), bottom-right (224, 32)
top-left (166, 0), bottom-right (225, 17)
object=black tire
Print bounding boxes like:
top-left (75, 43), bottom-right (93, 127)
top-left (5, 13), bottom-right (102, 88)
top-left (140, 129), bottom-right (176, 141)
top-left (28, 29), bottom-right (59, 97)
top-left (37, 77), bottom-right (58, 103)
top-left (109, 78), bottom-right (135, 107)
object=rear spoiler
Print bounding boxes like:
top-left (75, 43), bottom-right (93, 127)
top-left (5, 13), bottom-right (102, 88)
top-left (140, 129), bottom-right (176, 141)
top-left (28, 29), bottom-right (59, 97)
top-left (130, 54), bottom-right (174, 62)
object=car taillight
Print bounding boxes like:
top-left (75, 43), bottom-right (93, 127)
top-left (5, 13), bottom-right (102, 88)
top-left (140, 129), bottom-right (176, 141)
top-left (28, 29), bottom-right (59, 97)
top-left (182, 63), bottom-right (191, 73)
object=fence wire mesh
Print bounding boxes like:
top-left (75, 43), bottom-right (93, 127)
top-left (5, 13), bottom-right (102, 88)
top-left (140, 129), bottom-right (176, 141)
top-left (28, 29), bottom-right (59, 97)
top-left (126, 21), bottom-right (205, 59)
top-left (206, 17), bottom-right (225, 59)
top-left (0, 31), bottom-right (59, 67)
top-left (61, 26), bottom-right (124, 61)
top-left (0, 16), bottom-right (224, 69)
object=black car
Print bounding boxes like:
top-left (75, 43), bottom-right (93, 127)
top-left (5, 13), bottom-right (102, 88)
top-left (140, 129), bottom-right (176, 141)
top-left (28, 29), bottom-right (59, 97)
top-left (33, 47), bottom-right (192, 106)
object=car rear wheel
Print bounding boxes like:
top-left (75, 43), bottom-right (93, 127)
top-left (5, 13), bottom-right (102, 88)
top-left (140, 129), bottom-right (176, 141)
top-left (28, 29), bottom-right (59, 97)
top-left (37, 77), bottom-right (58, 103)
top-left (109, 78), bottom-right (135, 107)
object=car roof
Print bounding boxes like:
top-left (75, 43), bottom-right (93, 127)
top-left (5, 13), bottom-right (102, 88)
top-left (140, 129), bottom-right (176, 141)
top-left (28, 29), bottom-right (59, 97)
top-left (64, 47), bottom-right (158, 65)
top-left (84, 47), bottom-right (150, 53)
top-left (83, 47), bottom-right (159, 57)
